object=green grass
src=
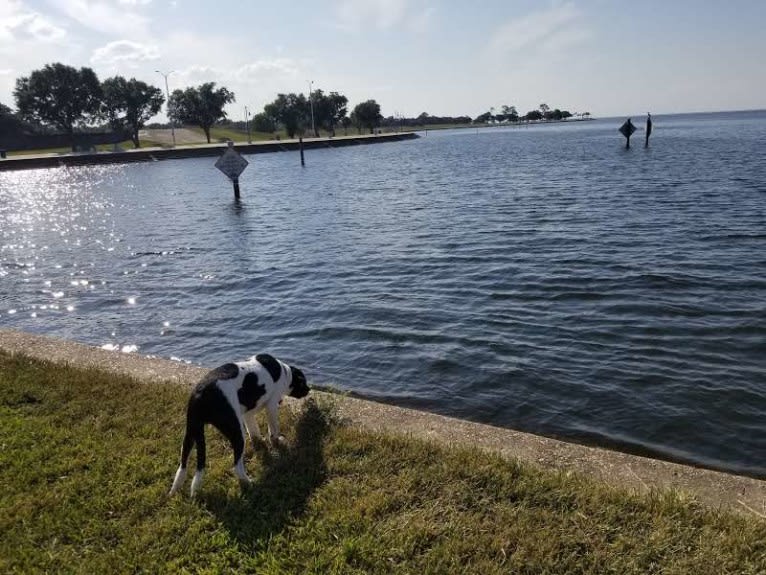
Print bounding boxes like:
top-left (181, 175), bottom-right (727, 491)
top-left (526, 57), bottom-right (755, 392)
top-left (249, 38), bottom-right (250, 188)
top-left (7, 141), bottom-right (159, 156)
top-left (208, 126), bottom-right (284, 143)
top-left (8, 146), bottom-right (72, 156)
top-left (1, 352), bottom-right (764, 574)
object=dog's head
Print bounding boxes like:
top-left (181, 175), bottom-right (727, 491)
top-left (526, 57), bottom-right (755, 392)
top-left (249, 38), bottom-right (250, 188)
top-left (289, 366), bottom-right (310, 398)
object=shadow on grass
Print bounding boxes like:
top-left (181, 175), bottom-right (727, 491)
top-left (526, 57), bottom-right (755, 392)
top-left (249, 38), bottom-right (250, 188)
top-left (200, 399), bottom-right (332, 552)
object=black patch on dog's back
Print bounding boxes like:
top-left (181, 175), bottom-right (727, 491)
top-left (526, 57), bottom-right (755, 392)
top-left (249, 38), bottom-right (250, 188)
top-left (207, 363), bottom-right (240, 383)
top-left (195, 362), bottom-right (240, 392)
top-left (238, 372), bottom-right (266, 410)
top-left (256, 353), bottom-right (282, 382)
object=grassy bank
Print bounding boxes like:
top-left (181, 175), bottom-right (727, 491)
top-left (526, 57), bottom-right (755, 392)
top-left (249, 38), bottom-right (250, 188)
top-left (1, 352), bottom-right (764, 574)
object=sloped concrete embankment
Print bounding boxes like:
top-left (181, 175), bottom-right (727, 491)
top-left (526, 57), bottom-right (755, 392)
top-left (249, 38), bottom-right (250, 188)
top-left (0, 133), bottom-right (419, 171)
top-left (0, 328), bottom-right (763, 517)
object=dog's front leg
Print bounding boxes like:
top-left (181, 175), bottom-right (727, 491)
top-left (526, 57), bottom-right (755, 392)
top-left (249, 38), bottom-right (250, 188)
top-left (266, 403), bottom-right (285, 445)
top-left (243, 411), bottom-right (263, 445)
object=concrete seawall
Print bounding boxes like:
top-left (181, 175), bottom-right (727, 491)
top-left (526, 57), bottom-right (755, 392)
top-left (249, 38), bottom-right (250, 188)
top-left (0, 132), bottom-right (419, 172)
top-left (1, 328), bottom-right (764, 517)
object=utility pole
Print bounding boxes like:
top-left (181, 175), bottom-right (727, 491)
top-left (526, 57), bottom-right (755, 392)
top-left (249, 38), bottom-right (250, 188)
top-left (308, 80), bottom-right (315, 137)
top-left (155, 70), bottom-right (176, 147)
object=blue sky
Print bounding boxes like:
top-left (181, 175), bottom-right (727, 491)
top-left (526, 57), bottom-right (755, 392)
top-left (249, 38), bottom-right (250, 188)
top-left (1, 0), bottom-right (764, 121)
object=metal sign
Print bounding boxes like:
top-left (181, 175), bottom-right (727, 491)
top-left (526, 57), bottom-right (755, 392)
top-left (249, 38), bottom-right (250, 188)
top-left (215, 142), bottom-right (248, 181)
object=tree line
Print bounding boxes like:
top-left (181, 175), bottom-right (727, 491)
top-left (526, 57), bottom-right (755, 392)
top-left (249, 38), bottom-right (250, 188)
top-left (474, 103), bottom-right (590, 124)
top-left (0, 62), bottom-right (388, 150)
top-left (1, 62), bottom-right (589, 152)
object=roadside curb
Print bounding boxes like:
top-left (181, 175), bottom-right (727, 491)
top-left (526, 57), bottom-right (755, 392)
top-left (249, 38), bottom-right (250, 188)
top-left (1, 328), bottom-right (763, 517)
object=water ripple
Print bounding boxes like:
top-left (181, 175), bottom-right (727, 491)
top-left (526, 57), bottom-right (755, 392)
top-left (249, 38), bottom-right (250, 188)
top-left (1, 111), bottom-right (765, 477)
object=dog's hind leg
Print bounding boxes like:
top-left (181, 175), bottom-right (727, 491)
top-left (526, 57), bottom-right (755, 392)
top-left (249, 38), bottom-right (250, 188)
top-left (212, 413), bottom-right (252, 488)
top-left (231, 432), bottom-right (251, 488)
top-left (189, 424), bottom-right (206, 497)
top-left (169, 407), bottom-right (201, 496)
top-left (168, 434), bottom-right (192, 496)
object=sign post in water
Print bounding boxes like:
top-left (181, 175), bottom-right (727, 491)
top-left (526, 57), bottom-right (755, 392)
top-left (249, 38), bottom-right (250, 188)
top-left (215, 141), bottom-right (249, 199)
top-left (619, 119), bottom-right (636, 149)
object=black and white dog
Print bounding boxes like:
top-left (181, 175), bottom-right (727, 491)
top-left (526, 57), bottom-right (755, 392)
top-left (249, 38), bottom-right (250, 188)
top-left (168, 353), bottom-right (310, 497)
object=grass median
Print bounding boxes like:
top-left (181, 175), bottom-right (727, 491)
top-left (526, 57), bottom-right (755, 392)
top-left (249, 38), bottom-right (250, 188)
top-left (1, 351), bottom-right (764, 574)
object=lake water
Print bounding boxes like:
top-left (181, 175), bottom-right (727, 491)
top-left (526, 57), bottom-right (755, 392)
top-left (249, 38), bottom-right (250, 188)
top-left (1, 111), bottom-right (764, 477)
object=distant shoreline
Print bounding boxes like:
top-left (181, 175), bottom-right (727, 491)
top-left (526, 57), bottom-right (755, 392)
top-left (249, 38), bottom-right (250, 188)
top-left (0, 132), bottom-right (419, 172)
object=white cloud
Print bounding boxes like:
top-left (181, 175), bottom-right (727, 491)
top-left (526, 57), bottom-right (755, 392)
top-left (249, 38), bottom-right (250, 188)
top-left (489, 1), bottom-right (589, 57)
top-left (0, 0), bottom-right (67, 43)
top-left (47, 0), bottom-right (151, 38)
top-left (335, 0), bottom-right (411, 32)
top-left (235, 59), bottom-right (301, 83)
top-left (405, 5), bottom-right (435, 34)
top-left (0, 2), bottom-right (81, 106)
top-left (174, 65), bottom-right (222, 86)
top-left (91, 39), bottom-right (160, 66)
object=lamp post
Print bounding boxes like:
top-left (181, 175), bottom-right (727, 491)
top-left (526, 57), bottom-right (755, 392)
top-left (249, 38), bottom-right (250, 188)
top-left (245, 105), bottom-right (252, 144)
top-left (308, 80), bottom-right (315, 137)
top-left (155, 69), bottom-right (176, 147)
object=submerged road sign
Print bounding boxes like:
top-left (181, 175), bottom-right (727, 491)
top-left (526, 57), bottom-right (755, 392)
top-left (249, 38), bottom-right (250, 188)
top-left (215, 141), bottom-right (248, 199)
top-left (618, 120), bottom-right (636, 138)
top-left (619, 119), bottom-right (637, 149)
top-left (215, 141), bottom-right (248, 181)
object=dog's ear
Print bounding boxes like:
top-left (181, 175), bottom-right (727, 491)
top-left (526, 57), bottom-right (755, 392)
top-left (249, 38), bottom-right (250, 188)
top-left (289, 366), bottom-right (309, 398)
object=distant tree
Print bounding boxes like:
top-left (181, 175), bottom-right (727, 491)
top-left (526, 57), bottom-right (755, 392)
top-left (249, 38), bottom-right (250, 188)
top-left (251, 112), bottom-right (276, 133)
top-left (0, 102), bottom-right (29, 149)
top-left (0, 102), bottom-right (22, 133)
top-left (474, 111), bottom-right (492, 124)
top-left (168, 82), bottom-right (235, 143)
top-left (501, 105), bottom-right (519, 122)
top-left (325, 92), bottom-right (348, 136)
top-left (539, 103), bottom-right (550, 117)
top-left (351, 100), bottom-right (382, 134)
top-left (548, 108), bottom-right (564, 121)
top-left (349, 109), bottom-right (361, 134)
top-left (14, 63), bottom-right (103, 150)
top-left (341, 115), bottom-right (352, 136)
top-left (525, 110), bottom-right (543, 121)
top-left (561, 110), bottom-right (573, 119)
top-left (263, 93), bottom-right (309, 138)
top-left (101, 76), bottom-right (164, 148)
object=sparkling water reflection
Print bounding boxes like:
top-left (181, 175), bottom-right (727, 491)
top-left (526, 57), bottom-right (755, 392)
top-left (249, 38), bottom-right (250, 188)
top-left (2, 111), bottom-right (765, 477)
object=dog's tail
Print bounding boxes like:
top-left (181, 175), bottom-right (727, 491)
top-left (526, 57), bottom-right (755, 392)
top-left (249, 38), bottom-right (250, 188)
top-left (168, 399), bottom-right (206, 496)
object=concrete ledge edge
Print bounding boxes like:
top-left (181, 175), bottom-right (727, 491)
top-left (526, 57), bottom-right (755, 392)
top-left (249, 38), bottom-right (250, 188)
top-left (1, 328), bottom-right (763, 517)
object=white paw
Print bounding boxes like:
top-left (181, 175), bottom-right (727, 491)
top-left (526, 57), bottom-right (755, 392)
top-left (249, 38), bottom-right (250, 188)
top-left (270, 434), bottom-right (287, 446)
top-left (168, 466), bottom-right (187, 497)
top-left (190, 470), bottom-right (205, 498)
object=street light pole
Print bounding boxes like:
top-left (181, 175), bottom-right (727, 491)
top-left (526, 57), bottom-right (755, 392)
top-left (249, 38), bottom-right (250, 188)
top-left (308, 80), bottom-right (315, 137)
top-left (155, 70), bottom-right (176, 147)
top-left (245, 105), bottom-right (251, 144)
